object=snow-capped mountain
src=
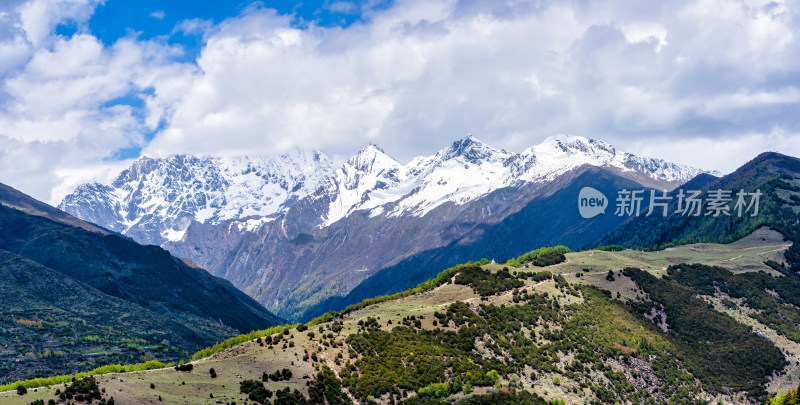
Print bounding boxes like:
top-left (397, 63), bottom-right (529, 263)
top-left (515, 134), bottom-right (710, 183)
top-left (61, 134), bottom-right (714, 321)
top-left (58, 151), bottom-right (334, 245)
top-left (62, 134), bottom-right (707, 243)
top-left (310, 134), bottom-right (708, 226)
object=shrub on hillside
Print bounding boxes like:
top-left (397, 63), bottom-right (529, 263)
top-left (454, 266), bottom-right (523, 296)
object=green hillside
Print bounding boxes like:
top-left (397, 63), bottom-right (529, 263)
top-left (596, 152), bottom-right (800, 272)
top-left (0, 185), bottom-right (284, 385)
top-left (1, 228), bottom-right (794, 404)
top-left (0, 249), bottom-right (201, 383)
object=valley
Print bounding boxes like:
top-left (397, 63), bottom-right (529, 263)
top-left (1, 227), bottom-right (793, 404)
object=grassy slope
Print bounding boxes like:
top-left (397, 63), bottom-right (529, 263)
top-left (2, 228), bottom-right (795, 405)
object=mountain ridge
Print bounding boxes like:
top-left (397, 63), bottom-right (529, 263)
top-left (2, 228), bottom-right (794, 404)
top-left (4, 152), bottom-right (800, 404)
top-left (59, 135), bottom-right (717, 321)
top-left (0, 183), bottom-right (111, 235)
top-left (594, 151), bottom-right (800, 266)
top-left (298, 164), bottom-right (662, 320)
top-left (311, 134), bottom-right (713, 227)
top-left (58, 150), bottom-right (335, 245)
top-left (60, 134), bottom-right (713, 246)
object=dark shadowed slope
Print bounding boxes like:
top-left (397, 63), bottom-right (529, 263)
top-left (0, 183), bottom-right (284, 383)
top-left (0, 183), bottom-right (110, 234)
top-left (596, 152), bottom-right (800, 270)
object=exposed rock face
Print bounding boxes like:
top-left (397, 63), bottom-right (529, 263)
top-left (61, 135), bottom-right (713, 320)
top-left (59, 151), bottom-right (334, 245)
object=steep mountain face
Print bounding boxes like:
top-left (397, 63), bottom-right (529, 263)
top-left (306, 134), bottom-right (708, 227)
top-left (62, 135), bottom-right (711, 321)
top-left (301, 165), bottom-right (663, 320)
top-left (58, 151), bottom-right (334, 245)
top-left (0, 184), bottom-right (283, 383)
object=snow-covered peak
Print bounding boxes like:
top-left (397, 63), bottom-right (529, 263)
top-left (316, 144), bottom-right (409, 225)
top-left (345, 143), bottom-right (399, 174)
top-left (517, 134), bottom-right (616, 182)
top-left (437, 135), bottom-right (511, 163)
top-left (318, 136), bottom-right (516, 224)
top-left (61, 134), bottom-right (711, 242)
top-left (528, 134), bottom-right (615, 159)
top-left (314, 134), bottom-right (710, 225)
top-left (59, 150), bottom-right (335, 244)
top-left (58, 182), bottom-right (124, 233)
top-left (512, 133), bottom-right (705, 184)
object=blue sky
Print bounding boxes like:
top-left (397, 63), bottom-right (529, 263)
top-left (83, 1), bottom-right (393, 59)
top-left (0, 0), bottom-right (798, 204)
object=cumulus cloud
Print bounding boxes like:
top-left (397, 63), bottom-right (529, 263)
top-left (0, 0), bottom-right (193, 203)
top-left (145, 0), bottom-right (800, 166)
top-left (0, 0), bottom-right (799, 204)
top-left (16, 0), bottom-right (101, 47)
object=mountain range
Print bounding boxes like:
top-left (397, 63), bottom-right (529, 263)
top-left (58, 151), bottom-right (334, 246)
top-left (4, 137), bottom-right (800, 404)
top-left (59, 134), bottom-right (715, 321)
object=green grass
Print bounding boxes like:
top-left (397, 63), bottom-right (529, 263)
top-left (537, 227), bottom-right (789, 277)
top-left (0, 325), bottom-right (299, 393)
top-left (0, 360), bottom-right (169, 392)
top-left (190, 324), bottom-right (296, 361)
top-left (0, 259), bottom-right (492, 395)
top-left (337, 260), bottom-right (490, 317)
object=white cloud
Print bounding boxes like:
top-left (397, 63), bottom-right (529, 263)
top-left (172, 18), bottom-right (213, 36)
top-left (326, 1), bottom-right (357, 14)
top-left (143, 0), bottom-right (800, 164)
top-left (1, 0), bottom-right (799, 204)
top-left (51, 158), bottom-right (135, 203)
top-left (17, 0), bottom-right (100, 47)
top-left (627, 129), bottom-right (800, 175)
top-left (620, 22), bottom-right (668, 52)
top-left (0, 35), bottom-right (31, 76)
top-left (150, 10), bottom-right (165, 20)
top-left (0, 2), bottom-right (193, 204)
